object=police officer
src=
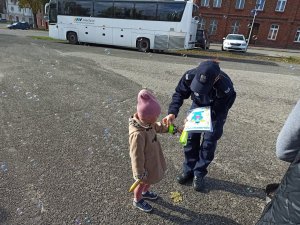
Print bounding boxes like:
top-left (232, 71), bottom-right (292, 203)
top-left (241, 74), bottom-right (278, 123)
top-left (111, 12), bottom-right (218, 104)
top-left (163, 60), bottom-right (236, 192)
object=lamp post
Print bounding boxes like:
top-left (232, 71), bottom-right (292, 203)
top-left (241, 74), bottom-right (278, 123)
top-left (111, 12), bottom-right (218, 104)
top-left (247, 6), bottom-right (259, 47)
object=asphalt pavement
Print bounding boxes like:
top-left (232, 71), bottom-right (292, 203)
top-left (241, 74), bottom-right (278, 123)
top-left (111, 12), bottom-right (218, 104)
top-left (0, 30), bottom-right (300, 225)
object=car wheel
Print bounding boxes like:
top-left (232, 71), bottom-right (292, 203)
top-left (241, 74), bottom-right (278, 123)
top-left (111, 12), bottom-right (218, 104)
top-left (221, 45), bottom-right (225, 51)
top-left (137, 38), bottom-right (150, 52)
top-left (67, 32), bottom-right (78, 45)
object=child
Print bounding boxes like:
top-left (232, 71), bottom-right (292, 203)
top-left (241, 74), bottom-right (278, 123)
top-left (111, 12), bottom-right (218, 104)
top-left (128, 89), bottom-right (169, 212)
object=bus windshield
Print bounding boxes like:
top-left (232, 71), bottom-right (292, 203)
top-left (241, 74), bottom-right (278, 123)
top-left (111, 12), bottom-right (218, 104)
top-left (48, 1), bottom-right (57, 24)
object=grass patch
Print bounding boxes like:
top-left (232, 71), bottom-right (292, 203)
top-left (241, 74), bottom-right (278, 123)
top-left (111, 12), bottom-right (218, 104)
top-left (176, 49), bottom-right (300, 64)
top-left (29, 36), bottom-right (66, 42)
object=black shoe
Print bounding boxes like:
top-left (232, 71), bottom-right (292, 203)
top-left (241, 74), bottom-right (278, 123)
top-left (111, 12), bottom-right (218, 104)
top-left (177, 173), bottom-right (193, 184)
top-left (193, 176), bottom-right (205, 192)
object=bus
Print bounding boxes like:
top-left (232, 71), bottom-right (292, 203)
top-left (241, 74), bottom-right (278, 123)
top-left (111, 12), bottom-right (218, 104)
top-left (45, 0), bottom-right (199, 52)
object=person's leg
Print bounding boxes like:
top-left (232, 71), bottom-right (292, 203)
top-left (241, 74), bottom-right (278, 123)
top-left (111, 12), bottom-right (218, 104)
top-left (183, 132), bottom-right (202, 174)
top-left (133, 183), bottom-right (145, 202)
top-left (177, 132), bottom-right (201, 184)
top-left (142, 184), bottom-right (158, 200)
top-left (193, 113), bottom-right (227, 191)
top-left (133, 183), bottom-right (153, 212)
top-left (142, 184), bottom-right (150, 193)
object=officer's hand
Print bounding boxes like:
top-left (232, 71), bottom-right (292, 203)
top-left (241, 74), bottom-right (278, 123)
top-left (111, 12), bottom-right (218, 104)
top-left (162, 114), bottom-right (175, 126)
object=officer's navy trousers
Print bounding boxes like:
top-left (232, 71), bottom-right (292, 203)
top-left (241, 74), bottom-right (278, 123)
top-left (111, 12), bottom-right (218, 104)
top-left (183, 112), bottom-right (228, 178)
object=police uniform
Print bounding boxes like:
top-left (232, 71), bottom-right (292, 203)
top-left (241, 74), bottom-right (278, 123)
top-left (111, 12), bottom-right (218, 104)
top-left (168, 61), bottom-right (236, 190)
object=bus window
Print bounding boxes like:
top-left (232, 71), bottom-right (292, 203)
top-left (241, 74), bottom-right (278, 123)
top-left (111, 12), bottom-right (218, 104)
top-left (157, 3), bottom-right (185, 22)
top-left (57, 0), bottom-right (63, 15)
top-left (134, 3), bottom-right (157, 20)
top-left (49, 2), bottom-right (57, 23)
top-left (192, 4), bottom-right (199, 18)
top-left (93, 2), bottom-right (114, 18)
top-left (114, 2), bottom-right (134, 19)
top-left (64, 0), bottom-right (92, 16)
top-left (76, 1), bottom-right (92, 16)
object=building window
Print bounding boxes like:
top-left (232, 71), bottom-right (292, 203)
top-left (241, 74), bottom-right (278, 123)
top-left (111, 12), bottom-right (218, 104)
top-left (294, 28), bottom-right (300, 42)
top-left (198, 17), bottom-right (206, 29)
top-left (231, 20), bottom-right (240, 34)
top-left (10, 6), bottom-right (14, 11)
top-left (201, 0), bottom-right (210, 7)
top-left (213, 0), bottom-right (222, 8)
top-left (275, 0), bottom-right (287, 12)
top-left (209, 19), bottom-right (218, 35)
top-left (256, 0), bottom-right (265, 10)
top-left (235, 0), bottom-right (245, 9)
top-left (268, 24), bottom-right (279, 40)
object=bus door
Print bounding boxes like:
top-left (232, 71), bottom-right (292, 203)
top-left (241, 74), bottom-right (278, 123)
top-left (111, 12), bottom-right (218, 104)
top-left (189, 4), bottom-right (199, 48)
top-left (48, 0), bottom-right (60, 39)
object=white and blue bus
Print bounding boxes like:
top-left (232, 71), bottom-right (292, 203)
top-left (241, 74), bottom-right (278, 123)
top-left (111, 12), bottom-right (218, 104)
top-left (45, 0), bottom-right (199, 51)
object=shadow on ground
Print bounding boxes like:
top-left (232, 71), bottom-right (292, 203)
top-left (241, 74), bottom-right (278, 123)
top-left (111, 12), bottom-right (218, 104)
top-left (0, 207), bottom-right (9, 223)
top-left (206, 177), bottom-right (265, 199)
top-left (180, 177), bottom-right (265, 199)
top-left (154, 198), bottom-right (241, 225)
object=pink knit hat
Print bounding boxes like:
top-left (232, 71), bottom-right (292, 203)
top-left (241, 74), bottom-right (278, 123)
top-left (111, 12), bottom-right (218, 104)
top-left (137, 89), bottom-right (161, 120)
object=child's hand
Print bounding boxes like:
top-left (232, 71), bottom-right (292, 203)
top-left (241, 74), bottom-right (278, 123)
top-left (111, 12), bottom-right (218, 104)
top-left (134, 171), bottom-right (148, 180)
top-left (162, 114), bottom-right (175, 126)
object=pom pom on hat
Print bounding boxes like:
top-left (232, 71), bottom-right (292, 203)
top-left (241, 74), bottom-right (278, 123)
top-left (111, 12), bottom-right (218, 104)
top-left (137, 89), bottom-right (161, 120)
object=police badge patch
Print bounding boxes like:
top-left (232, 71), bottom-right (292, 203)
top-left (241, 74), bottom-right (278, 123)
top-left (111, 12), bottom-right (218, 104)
top-left (200, 74), bottom-right (207, 83)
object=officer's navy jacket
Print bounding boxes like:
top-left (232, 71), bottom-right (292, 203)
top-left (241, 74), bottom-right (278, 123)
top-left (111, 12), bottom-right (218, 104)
top-left (168, 68), bottom-right (236, 118)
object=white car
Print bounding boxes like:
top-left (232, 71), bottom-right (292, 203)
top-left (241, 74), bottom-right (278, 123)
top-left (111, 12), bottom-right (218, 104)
top-left (222, 34), bottom-right (247, 52)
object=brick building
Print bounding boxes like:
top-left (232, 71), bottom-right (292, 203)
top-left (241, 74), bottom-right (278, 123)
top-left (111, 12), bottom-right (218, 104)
top-left (194, 0), bottom-right (300, 49)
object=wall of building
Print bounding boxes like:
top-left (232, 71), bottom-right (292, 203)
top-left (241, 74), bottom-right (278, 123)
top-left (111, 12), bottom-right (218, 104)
top-left (36, 9), bottom-right (48, 30)
top-left (196, 0), bottom-right (300, 49)
top-left (5, 0), bottom-right (33, 24)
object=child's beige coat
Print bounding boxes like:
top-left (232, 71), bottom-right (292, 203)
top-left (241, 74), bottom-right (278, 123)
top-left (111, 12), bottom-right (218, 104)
top-left (129, 113), bottom-right (168, 184)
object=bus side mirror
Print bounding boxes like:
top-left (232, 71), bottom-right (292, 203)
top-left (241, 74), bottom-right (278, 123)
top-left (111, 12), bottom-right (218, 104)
top-left (193, 16), bottom-right (199, 21)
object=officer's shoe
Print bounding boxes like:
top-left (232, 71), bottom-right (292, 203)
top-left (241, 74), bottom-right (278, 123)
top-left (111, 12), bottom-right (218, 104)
top-left (177, 173), bottom-right (193, 184)
top-left (193, 176), bottom-right (205, 192)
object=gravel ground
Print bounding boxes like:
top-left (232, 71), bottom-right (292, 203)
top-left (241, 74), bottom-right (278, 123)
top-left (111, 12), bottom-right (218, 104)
top-left (0, 33), bottom-right (300, 225)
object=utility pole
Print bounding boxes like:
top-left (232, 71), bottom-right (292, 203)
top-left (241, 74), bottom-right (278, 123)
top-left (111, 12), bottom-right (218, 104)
top-left (247, 8), bottom-right (258, 47)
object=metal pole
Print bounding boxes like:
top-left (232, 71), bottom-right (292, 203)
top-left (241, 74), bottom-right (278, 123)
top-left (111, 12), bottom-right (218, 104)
top-left (247, 10), bottom-right (256, 47)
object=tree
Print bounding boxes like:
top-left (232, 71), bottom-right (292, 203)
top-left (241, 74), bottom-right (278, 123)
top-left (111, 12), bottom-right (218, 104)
top-left (19, 0), bottom-right (47, 28)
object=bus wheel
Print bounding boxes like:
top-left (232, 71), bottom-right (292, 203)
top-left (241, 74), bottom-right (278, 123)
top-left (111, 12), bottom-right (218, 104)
top-left (137, 38), bottom-right (150, 52)
top-left (67, 32), bottom-right (78, 45)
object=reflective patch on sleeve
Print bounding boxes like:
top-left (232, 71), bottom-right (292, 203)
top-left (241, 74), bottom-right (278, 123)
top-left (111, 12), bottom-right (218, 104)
top-left (185, 73), bottom-right (190, 80)
top-left (224, 87), bottom-right (231, 93)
